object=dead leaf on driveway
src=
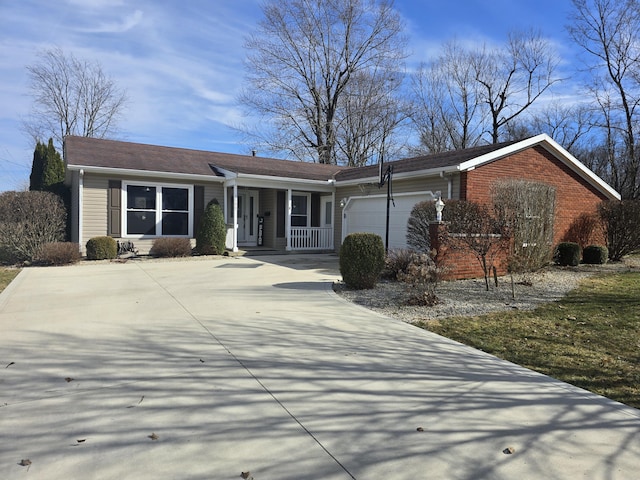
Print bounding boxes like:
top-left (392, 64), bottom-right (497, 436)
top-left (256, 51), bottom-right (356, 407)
top-left (240, 472), bottom-right (253, 479)
top-left (148, 433), bottom-right (159, 441)
top-left (5, 361), bottom-right (14, 368)
top-left (65, 377), bottom-right (74, 383)
top-left (19, 459), bottom-right (32, 467)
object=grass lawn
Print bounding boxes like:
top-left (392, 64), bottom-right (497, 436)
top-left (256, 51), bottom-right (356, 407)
top-left (416, 271), bottom-right (640, 409)
top-left (0, 267), bottom-right (20, 294)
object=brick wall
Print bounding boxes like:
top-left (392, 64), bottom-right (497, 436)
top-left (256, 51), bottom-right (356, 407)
top-left (429, 222), bottom-right (509, 280)
top-left (462, 146), bottom-right (609, 245)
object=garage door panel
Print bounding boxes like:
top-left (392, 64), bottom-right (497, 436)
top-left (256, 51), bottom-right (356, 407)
top-left (344, 194), bottom-right (430, 249)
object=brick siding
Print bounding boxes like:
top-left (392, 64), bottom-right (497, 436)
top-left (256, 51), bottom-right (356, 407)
top-left (430, 146), bottom-right (611, 279)
top-left (464, 146), bottom-right (608, 245)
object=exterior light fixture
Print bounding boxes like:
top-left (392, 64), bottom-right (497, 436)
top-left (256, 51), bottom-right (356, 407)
top-left (435, 197), bottom-right (445, 222)
top-left (340, 198), bottom-right (348, 208)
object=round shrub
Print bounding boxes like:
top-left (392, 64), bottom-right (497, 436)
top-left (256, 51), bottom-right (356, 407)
top-left (196, 200), bottom-right (226, 255)
top-left (150, 237), bottom-right (192, 257)
top-left (583, 245), bottom-right (609, 265)
top-left (86, 236), bottom-right (117, 260)
top-left (339, 233), bottom-right (385, 289)
top-left (555, 242), bottom-right (581, 266)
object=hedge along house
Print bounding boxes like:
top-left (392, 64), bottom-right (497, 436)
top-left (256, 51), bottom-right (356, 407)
top-left (64, 134), bottom-right (620, 258)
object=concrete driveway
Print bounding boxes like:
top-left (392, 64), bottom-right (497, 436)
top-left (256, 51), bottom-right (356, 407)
top-left (1, 254), bottom-right (639, 479)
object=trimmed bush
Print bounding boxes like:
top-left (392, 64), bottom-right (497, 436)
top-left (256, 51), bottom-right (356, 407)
top-left (35, 242), bottom-right (81, 266)
top-left (196, 200), bottom-right (226, 255)
top-left (86, 236), bottom-right (117, 260)
top-left (555, 242), bottom-right (581, 266)
top-left (583, 245), bottom-right (609, 265)
top-left (150, 237), bottom-right (192, 257)
top-left (339, 233), bottom-right (385, 289)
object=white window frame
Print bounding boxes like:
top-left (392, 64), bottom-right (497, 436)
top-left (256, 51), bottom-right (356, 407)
top-left (122, 181), bottom-right (194, 238)
top-left (291, 192), bottom-right (311, 228)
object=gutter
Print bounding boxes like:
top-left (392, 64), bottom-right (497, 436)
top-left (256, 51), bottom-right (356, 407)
top-left (65, 164), bottom-right (224, 183)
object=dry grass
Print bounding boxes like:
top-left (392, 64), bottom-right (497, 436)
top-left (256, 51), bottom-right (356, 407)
top-left (0, 267), bottom-right (20, 294)
top-left (416, 271), bottom-right (640, 408)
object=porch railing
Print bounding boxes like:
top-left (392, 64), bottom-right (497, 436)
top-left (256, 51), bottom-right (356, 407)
top-left (290, 227), bottom-right (333, 250)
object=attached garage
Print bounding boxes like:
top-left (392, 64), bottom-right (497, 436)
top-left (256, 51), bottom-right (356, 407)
top-left (341, 192), bottom-right (434, 249)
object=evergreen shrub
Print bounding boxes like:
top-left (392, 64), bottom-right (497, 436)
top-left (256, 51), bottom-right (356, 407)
top-left (555, 242), bottom-right (581, 266)
top-left (339, 233), bottom-right (385, 289)
top-left (196, 200), bottom-right (226, 255)
top-left (86, 236), bottom-right (117, 260)
top-left (583, 245), bottom-right (608, 265)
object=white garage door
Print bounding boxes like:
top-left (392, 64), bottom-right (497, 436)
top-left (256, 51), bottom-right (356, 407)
top-left (343, 193), bottom-right (432, 249)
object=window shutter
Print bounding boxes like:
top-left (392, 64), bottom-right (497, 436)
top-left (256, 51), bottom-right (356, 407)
top-left (277, 190), bottom-right (285, 238)
top-left (193, 185), bottom-right (205, 236)
top-left (107, 180), bottom-right (121, 237)
top-left (311, 193), bottom-right (321, 227)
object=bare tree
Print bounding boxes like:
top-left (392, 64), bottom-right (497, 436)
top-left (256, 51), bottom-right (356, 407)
top-left (25, 47), bottom-right (128, 151)
top-left (240, 0), bottom-right (407, 166)
top-left (492, 179), bottom-right (557, 273)
top-left (473, 30), bottom-right (562, 144)
top-left (335, 69), bottom-right (408, 166)
top-left (411, 31), bottom-right (560, 152)
top-left (568, 0), bottom-right (640, 199)
top-left (411, 41), bottom-right (485, 153)
top-left (444, 200), bottom-right (510, 291)
top-left (529, 102), bottom-right (595, 154)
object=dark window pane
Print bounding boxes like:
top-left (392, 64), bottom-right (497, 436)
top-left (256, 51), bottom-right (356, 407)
top-left (292, 195), bottom-right (307, 215)
top-left (127, 211), bottom-right (156, 235)
top-left (162, 187), bottom-right (188, 211)
top-left (162, 212), bottom-right (188, 235)
top-left (127, 186), bottom-right (156, 209)
top-left (291, 215), bottom-right (307, 227)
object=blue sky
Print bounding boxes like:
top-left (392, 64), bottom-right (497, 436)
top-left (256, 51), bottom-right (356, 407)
top-left (0, 0), bottom-right (577, 192)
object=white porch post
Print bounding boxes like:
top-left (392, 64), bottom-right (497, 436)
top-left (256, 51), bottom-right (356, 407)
top-left (232, 183), bottom-right (239, 252)
top-left (286, 188), bottom-right (292, 251)
top-left (330, 190), bottom-right (336, 250)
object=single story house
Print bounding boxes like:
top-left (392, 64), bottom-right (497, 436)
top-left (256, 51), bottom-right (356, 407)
top-left (64, 134), bottom-right (620, 256)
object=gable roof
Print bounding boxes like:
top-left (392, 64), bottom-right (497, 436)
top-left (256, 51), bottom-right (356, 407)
top-left (64, 136), bottom-right (347, 183)
top-left (334, 134), bottom-right (621, 200)
top-left (333, 140), bottom-right (520, 182)
top-left (64, 134), bottom-right (621, 200)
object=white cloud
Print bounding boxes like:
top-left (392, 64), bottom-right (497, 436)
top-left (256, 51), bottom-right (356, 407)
top-left (79, 9), bottom-right (144, 34)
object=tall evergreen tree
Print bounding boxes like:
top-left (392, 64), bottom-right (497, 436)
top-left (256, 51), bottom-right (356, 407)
top-left (29, 138), bottom-right (64, 191)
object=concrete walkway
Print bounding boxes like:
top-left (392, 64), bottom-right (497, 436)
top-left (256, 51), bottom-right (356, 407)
top-left (1, 254), bottom-right (639, 479)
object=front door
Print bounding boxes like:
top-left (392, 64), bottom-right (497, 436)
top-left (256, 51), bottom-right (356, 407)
top-left (321, 196), bottom-right (333, 228)
top-left (237, 190), bottom-right (259, 246)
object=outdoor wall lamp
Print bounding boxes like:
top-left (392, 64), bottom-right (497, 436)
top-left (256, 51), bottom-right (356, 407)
top-left (435, 196), bottom-right (445, 222)
top-left (340, 198), bottom-right (348, 208)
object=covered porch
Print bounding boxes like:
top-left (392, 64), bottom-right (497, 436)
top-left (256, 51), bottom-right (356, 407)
top-left (223, 181), bottom-right (336, 253)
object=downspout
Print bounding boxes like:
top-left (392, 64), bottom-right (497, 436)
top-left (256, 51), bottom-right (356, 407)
top-left (78, 169), bottom-right (84, 254)
top-left (440, 171), bottom-right (453, 199)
